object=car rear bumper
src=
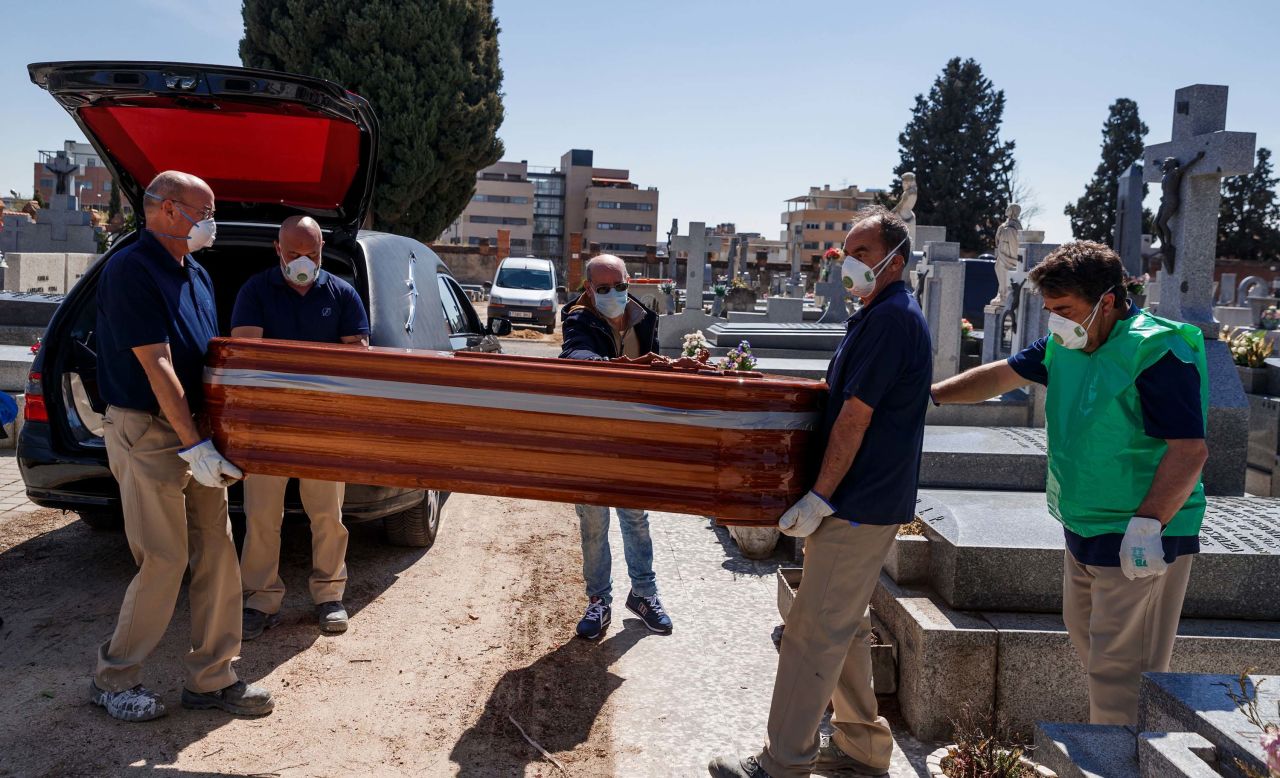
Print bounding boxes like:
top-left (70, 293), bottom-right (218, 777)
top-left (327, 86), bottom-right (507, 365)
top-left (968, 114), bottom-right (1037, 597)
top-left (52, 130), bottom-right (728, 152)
top-left (19, 423), bottom-right (424, 522)
top-left (488, 304), bottom-right (554, 326)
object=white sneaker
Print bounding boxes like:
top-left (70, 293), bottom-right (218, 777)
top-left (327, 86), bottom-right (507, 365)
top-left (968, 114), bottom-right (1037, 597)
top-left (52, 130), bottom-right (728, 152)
top-left (91, 681), bottom-right (167, 722)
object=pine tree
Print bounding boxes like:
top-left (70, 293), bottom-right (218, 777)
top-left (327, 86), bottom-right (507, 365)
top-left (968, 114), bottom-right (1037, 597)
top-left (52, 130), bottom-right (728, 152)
top-left (1064, 98), bottom-right (1150, 243)
top-left (889, 57), bottom-right (1017, 252)
top-left (240, 0), bottom-right (505, 241)
top-left (1218, 148), bottom-right (1280, 261)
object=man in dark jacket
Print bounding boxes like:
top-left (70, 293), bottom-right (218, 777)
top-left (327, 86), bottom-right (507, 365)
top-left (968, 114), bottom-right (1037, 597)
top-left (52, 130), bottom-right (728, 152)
top-left (559, 254), bottom-right (672, 639)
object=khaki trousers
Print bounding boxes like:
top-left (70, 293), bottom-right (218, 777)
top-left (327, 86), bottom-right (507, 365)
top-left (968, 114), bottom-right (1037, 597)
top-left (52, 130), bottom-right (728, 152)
top-left (1062, 550), bottom-right (1192, 725)
top-left (95, 406), bottom-right (241, 694)
top-left (240, 473), bottom-right (348, 613)
top-left (759, 520), bottom-right (898, 778)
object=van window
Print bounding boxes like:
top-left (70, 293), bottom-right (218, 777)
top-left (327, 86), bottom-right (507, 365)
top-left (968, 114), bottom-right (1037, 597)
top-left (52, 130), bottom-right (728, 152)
top-left (495, 266), bottom-right (553, 291)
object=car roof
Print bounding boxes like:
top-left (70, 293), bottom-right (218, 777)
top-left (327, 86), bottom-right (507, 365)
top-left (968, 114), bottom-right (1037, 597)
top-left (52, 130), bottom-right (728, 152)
top-left (499, 256), bottom-right (554, 270)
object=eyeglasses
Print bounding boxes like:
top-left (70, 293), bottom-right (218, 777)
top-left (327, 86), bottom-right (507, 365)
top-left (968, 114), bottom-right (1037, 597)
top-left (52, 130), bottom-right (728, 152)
top-left (174, 200), bottom-right (215, 221)
top-left (593, 282), bottom-right (629, 294)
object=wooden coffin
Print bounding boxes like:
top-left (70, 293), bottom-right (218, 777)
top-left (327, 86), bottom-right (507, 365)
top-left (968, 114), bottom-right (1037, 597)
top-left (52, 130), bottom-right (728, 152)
top-left (203, 338), bottom-right (826, 526)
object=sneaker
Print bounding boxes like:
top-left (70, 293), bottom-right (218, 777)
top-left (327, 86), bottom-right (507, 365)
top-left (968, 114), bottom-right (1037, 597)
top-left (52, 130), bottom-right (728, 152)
top-left (575, 597), bottom-right (611, 640)
top-left (316, 601), bottom-right (348, 634)
top-left (181, 680), bottom-right (274, 716)
top-left (815, 733), bottom-right (889, 776)
top-left (707, 754), bottom-right (772, 778)
top-left (242, 607), bottom-right (281, 641)
top-left (625, 591), bottom-right (673, 634)
top-left (90, 682), bottom-right (166, 722)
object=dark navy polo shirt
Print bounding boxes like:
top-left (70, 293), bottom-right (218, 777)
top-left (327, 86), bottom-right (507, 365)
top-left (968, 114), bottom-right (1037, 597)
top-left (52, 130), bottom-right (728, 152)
top-left (97, 230), bottom-right (219, 411)
top-left (819, 280), bottom-right (932, 525)
top-left (230, 267), bottom-right (369, 343)
top-left (1007, 300), bottom-right (1203, 565)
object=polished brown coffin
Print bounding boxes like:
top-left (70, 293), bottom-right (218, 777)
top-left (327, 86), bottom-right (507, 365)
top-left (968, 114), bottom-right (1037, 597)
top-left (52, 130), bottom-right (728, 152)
top-left (203, 338), bottom-right (826, 525)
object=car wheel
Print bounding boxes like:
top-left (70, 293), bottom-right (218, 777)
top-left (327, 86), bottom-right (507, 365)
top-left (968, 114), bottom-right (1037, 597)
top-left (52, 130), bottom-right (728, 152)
top-left (543, 322), bottom-right (556, 335)
top-left (77, 510), bottom-right (122, 531)
top-left (384, 490), bottom-right (442, 548)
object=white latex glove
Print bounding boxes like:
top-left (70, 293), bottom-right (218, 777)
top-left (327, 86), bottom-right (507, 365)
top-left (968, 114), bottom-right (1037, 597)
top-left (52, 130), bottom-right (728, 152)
top-left (178, 439), bottom-right (244, 488)
top-left (777, 491), bottom-right (835, 538)
top-left (1119, 516), bottom-right (1168, 580)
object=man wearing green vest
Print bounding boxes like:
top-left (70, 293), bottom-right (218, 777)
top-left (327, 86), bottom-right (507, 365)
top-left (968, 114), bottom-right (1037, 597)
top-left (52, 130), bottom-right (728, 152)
top-left (931, 241), bottom-right (1209, 725)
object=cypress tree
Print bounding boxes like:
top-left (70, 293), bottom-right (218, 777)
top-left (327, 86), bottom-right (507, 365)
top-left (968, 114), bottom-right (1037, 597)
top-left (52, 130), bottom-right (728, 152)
top-left (889, 57), bottom-right (1017, 252)
top-left (1218, 147), bottom-right (1280, 261)
top-left (240, 0), bottom-right (505, 241)
top-left (1064, 98), bottom-right (1150, 243)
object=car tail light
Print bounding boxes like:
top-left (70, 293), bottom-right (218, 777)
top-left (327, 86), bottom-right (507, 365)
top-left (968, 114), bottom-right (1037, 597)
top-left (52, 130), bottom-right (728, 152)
top-left (24, 371), bottom-right (48, 423)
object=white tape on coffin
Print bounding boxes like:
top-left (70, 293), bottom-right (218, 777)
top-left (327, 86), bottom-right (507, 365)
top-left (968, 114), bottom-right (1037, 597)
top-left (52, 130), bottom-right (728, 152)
top-left (205, 367), bottom-right (818, 431)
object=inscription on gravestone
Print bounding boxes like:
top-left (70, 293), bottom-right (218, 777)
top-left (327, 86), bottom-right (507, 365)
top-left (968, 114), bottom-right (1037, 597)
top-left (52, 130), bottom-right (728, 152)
top-left (1198, 498), bottom-right (1280, 554)
top-left (994, 427), bottom-right (1050, 454)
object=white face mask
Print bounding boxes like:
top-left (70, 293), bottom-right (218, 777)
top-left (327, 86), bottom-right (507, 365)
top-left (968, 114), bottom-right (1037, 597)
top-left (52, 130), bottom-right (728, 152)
top-left (282, 253), bottom-right (319, 286)
top-left (1047, 294), bottom-right (1106, 350)
top-left (146, 191), bottom-right (216, 251)
top-left (593, 287), bottom-right (628, 318)
top-left (842, 236), bottom-right (907, 297)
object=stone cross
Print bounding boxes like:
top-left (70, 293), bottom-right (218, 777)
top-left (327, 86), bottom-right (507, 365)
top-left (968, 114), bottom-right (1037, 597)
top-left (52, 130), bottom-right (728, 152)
top-left (919, 242), bottom-right (964, 380)
top-left (670, 222), bottom-right (709, 310)
top-left (43, 152), bottom-right (79, 196)
top-left (1113, 162), bottom-right (1144, 277)
top-left (1142, 84), bottom-right (1256, 334)
top-left (815, 262), bottom-right (851, 323)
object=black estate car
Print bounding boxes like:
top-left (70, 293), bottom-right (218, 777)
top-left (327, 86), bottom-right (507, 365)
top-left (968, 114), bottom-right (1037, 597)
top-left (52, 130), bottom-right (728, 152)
top-left (18, 61), bottom-right (510, 548)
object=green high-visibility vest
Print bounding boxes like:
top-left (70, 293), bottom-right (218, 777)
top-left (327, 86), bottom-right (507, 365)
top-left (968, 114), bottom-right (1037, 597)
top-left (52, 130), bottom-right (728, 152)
top-left (1042, 310), bottom-right (1208, 538)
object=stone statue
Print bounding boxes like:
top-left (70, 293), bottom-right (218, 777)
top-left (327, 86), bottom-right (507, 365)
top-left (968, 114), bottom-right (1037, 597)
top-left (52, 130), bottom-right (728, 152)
top-left (991, 203), bottom-right (1023, 306)
top-left (43, 152), bottom-right (79, 196)
top-left (1153, 151), bottom-right (1204, 274)
top-left (893, 172), bottom-right (917, 242)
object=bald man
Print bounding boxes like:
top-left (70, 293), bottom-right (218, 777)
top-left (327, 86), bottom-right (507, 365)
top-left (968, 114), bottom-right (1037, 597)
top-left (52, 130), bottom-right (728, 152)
top-left (231, 216), bottom-right (369, 638)
top-left (93, 171), bottom-right (273, 722)
top-left (558, 254), bottom-right (673, 639)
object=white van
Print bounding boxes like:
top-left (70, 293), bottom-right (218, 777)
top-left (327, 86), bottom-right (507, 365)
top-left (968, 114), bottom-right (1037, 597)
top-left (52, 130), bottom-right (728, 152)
top-left (486, 256), bottom-right (559, 334)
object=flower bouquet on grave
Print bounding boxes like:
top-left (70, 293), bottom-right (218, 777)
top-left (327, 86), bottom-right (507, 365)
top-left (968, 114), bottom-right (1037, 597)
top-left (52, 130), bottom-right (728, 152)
top-left (961, 318), bottom-right (974, 339)
top-left (659, 281), bottom-right (675, 296)
top-left (823, 247), bottom-right (843, 263)
top-left (681, 330), bottom-right (712, 363)
top-left (1219, 671), bottom-right (1279, 778)
top-left (1124, 273), bottom-right (1150, 298)
top-left (29, 337), bottom-right (41, 355)
top-left (1261, 305), bottom-right (1280, 331)
top-left (1224, 326), bottom-right (1274, 368)
top-left (713, 282), bottom-right (727, 297)
top-left (720, 340), bottom-right (758, 372)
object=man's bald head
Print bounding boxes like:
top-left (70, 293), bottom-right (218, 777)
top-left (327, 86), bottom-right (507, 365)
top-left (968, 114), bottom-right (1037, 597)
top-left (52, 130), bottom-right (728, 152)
top-left (142, 170), bottom-right (213, 216)
top-left (585, 254), bottom-right (627, 285)
top-left (277, 215), bottom-right (324, 260)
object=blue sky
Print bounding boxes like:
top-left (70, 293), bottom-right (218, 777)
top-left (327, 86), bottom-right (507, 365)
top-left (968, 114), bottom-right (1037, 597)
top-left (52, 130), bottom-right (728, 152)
top-left (2, 0), bottom-right (1276, 244)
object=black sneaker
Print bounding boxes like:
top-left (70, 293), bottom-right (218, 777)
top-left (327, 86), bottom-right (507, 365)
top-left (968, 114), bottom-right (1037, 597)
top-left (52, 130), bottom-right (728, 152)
top-left (707, 754), bottom-right (773, 778)
top-left (242, 608), bottom-right (281, 641)
top-left (575, 597), bottom-right (611, 640)
top-left (181, 680), bottom-right (274, 716)
top-left (90, 681), bottom-right (166, 722)
top-left (814, 733), bottom-right (889, 776)
top-left (316, 601), bottom-right (348, 634)
top-left (625, 591), bottom-right (673, 634)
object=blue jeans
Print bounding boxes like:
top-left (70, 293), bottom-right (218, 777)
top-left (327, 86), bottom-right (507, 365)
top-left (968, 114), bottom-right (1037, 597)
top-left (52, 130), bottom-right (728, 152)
top-left (575, 504), bottom-right (657, 606)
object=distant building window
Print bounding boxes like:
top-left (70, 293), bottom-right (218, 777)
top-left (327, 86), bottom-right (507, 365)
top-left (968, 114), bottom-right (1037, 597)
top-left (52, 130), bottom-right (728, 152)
top-left (469, 215), bottom-right (528, 226)
top-left (510, 238), bottom-right (529, 248)
top-left (102, 181), bottom-right (112, 191)
top-left (824, 241), bottom-right (835, 249)
top-left (600, 243), bottom-right (649, 253)
top-left (596, 222), bottom-right (653, 232)
top-left (479, 172), bottom-right (506, 181)
top-left (534, 216), bottom-right (563, 235)
top-left (472, 194), bottom-right (529, 204)
top-left (594, 201), bottom-right (654, 211)
top-left (40, 178), bottom-right (54, 188)
top-left (81, 182), bottom-right (93, 191)
top-left (793, 226), bottom-right (803, 235)
top-left (802, 242), bottom-right (819, 250)
top-left (842, 222), bottom-right (851, 230)
top-left (804, 222), bottom-right (820, 230)
top-left (534, 199), bottom-right (564, 216)
top-left (824, 222), bottom-right (834, 230)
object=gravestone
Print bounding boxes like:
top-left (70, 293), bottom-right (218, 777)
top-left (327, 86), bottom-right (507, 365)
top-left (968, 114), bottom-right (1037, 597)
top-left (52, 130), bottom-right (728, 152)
top-left (0, 194), bottom-right (97, 254)
top-left (656, 222), bottom-right (724, 349)
top-left (1218, 272), bottom-right (1237, 305)
top-left (914, 226), bottom-right (947, 249)
top-left (1139, 673), bottom-right (1276, 778)
top-left (814, 261), bottom-right (850, 324)
top-left (1114, 162), bottom-right (1145, 277)
top-left (1143, 84), bottom-right (1256, 496)
top-left (919, 241), bottom-right (965, 381)
top-left (921, 426), bottom-right (1047, 490)
top-left (765, 296), bottom-right (804, 324)
top-left (909, 490), bottom-right (1280, 619)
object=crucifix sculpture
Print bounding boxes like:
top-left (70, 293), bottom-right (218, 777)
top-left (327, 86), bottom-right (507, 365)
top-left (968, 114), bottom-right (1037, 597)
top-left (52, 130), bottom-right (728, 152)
top-left (1152, 151), bottom-right (1204, 274)
top-left (43, 152), bottom-right (79, 196)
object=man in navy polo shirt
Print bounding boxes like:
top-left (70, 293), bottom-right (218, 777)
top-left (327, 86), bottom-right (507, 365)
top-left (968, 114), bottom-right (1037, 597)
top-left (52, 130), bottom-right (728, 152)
top-left (232, 215), bottom-right (369, 638)
top-left (931, 241), bottom-right (1208, 726)
top-left (92, 171), bottom-right (273, 723)
top-left (711, 207), bottom-right (932, 778)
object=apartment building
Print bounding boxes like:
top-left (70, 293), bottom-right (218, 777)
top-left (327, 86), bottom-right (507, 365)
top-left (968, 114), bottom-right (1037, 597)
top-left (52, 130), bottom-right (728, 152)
top-left (440, 149), bottom-right (659, 273)
top-left (436, 160), bottom-right (534, 255)
top-left (33, 140), bottom-right (119, 211)
top-left (781, 184), bottom-right (880, 268)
